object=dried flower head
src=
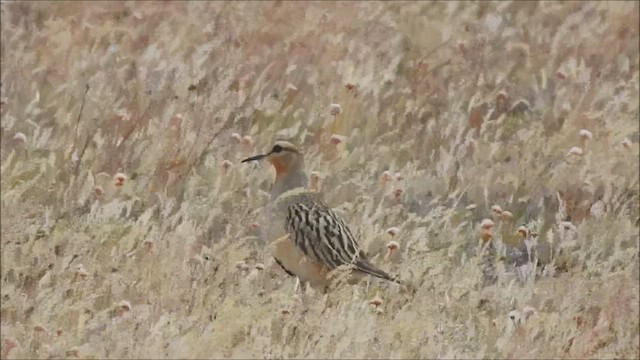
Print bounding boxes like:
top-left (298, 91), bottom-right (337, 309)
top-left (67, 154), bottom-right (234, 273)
top-left (622, 138), bottom-right (632, 149)
top-left (310, 171), bottom-right (322, 191)
top-left (34, 324), bottom-right (47, 333)
top-left (392, 188), bottom-right (403, 199)
top-left (386, 240), bottom-right (400, 251)
top-left (560, 221), bottom-right (576, 231)
top-left (116, 300), bottom-right (131, 316)
top-left (119, 300), bottom-right (132, 311)
top-left (380, 171), bottom-right (393, 183)
top-left (114, 173), bottom-right (126, 186)
top-left (142, 239), bottom-right (154, 251)
top-left (578, 129), bottom-right (593, 140)
top-left (481, 219), bottom-right (495, 229)
top-left (491, 205), bottom-right (503, 215)
top-left (501, 211), bottom-right (513, 221)
top-left (241, 135), bottom-right (253, 147)
top-left (230, 132), bottom-right (242, 143)
top-left (567, 147), bottom-right (583, 156)
top-left (94, 185), bottom-right (104, 197)
top-left (386, 227), bottom-right (400, 236)
top-left (369, 295), bottom-right (383, 307)
top-left (286, 83), bottom-right (298, 92)
top-left (221, 160), bottom-right (233, 172)
top-left (329, 134), bottom-right (347, 145)
top-left (496, 90), bottom-right (509, 103)
top-left (516, 226), bottom-right (528, 237)
top-left (13, 132), bottom-right (27, 144)
top-left (522, 306), bottom-right (536, 320)
top-left (329, 103), bottom-right (342, 116)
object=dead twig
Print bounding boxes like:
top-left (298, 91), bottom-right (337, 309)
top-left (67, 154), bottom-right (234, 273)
top-left (71, 84), bottom-right (90, 176)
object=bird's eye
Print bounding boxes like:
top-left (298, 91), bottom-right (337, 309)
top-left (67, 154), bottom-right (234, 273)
top-left (272, 145), bottom-right (283, 153)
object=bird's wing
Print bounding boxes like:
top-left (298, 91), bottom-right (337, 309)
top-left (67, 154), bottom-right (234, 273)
top-left (285, 199), bottom-right (399, 283)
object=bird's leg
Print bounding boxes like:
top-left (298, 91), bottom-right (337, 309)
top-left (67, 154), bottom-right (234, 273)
top-left (291, 277), bottom-right (310, 314)
top-left (293, 277), bottom-right (301, 293)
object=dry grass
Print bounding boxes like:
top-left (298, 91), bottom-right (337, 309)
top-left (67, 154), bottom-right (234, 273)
top-left (1, 1), bottom-right (639, 359)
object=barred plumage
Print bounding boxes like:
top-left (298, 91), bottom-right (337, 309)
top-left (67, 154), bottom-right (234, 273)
top-left (285, 197), bottom-right (400, 283)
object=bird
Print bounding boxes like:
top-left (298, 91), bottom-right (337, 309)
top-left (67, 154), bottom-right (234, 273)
top-left (241, 140), bottom-right (401, 290)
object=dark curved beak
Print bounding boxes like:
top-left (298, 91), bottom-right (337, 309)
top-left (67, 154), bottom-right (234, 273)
top-left (241, 153), bottom-right (268, 163)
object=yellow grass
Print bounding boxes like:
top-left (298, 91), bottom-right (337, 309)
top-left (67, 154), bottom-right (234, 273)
top-left (1, 1), bottom-right (639, 359)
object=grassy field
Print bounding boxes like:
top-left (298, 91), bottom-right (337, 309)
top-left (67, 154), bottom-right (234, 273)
top-left (1, 1), bottom-right (639, 359)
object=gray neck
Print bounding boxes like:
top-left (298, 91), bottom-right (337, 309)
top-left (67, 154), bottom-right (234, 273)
top-left (270, 168), bottom-right (308, 201)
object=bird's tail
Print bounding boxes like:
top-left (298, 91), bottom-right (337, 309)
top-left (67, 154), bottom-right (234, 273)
top-left (354, 258), bottom-right (403, 285)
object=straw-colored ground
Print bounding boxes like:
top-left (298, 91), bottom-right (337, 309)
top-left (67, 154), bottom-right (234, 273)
top-left (1, 1), bottom-right (639, 359)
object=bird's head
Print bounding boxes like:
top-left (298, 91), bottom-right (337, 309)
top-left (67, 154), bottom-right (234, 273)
top-left (241, 140), bottom-right (304, 176)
